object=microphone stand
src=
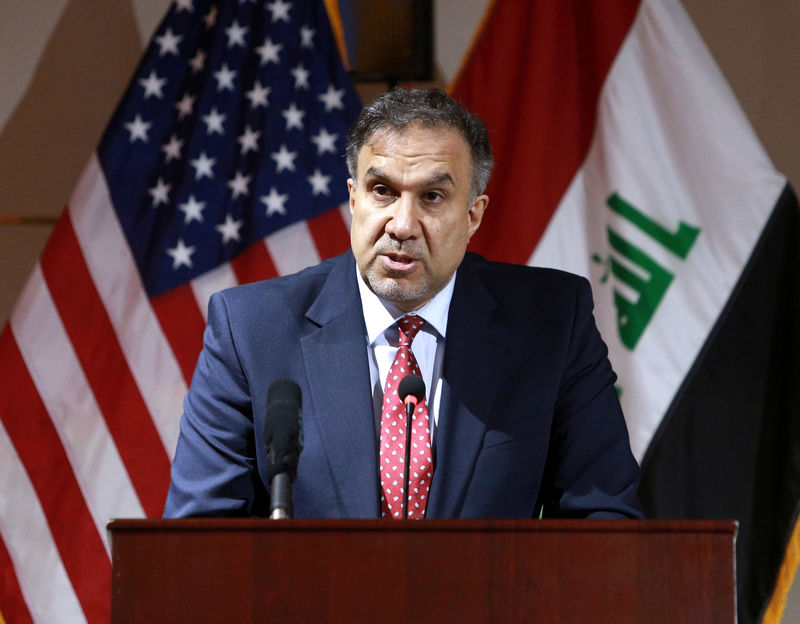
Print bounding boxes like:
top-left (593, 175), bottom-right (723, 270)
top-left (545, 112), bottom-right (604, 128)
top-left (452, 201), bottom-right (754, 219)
top-left (402, 397), bottom-right (415, 520)
top-left (269, 472), bottom-right (292, 519)
top-left (264, 378), bottom-right (303, 520)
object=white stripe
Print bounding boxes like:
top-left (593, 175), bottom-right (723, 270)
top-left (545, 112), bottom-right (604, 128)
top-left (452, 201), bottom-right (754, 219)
top-left (0, 419), bottom-right (87, 624)
top-left (68, 155), bottom-right (186, 459)
top-left (191, 262), bottom-right (239, 322)
top-left (266, 220), bottom-right (322, 276)
top-left (530, 0), bottom-right (786, 461)
top-left (10, 265), bottom-right (145, 552)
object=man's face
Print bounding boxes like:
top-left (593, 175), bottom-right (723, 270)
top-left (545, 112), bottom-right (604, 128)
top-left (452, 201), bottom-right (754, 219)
top-left (348, 124), bottom-right (488, 312)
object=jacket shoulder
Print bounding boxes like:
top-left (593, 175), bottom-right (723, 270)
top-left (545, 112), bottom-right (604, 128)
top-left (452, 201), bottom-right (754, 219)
top-left (460, 252), bottom-right (592, 302)
top-left (211, 252), bottom-right (348, 314)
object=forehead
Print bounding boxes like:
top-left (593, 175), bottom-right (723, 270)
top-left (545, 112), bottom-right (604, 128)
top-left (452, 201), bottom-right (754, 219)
top-left (357, 124), bottom-right (472, 182)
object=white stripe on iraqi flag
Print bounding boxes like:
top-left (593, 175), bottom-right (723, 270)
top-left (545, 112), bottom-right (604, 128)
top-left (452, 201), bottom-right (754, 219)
top-left (529, 0), bottom-right (786, 461)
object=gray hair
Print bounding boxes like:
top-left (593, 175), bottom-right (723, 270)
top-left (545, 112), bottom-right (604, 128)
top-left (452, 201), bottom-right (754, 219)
top-left (345, 87), bottom-right (493, 199)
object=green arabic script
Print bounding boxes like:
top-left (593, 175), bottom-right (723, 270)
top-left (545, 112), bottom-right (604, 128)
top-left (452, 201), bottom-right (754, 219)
top-left (603, 193), bottom-right (700, 350)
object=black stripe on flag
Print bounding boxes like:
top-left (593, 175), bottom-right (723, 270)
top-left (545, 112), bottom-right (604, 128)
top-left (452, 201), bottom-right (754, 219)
top-left (639, 183), bottom-right (800, 624)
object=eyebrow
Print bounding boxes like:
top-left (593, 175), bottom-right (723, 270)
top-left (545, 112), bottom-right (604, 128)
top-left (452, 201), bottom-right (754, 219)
top-left (364, 167), bottom-right (455, 189)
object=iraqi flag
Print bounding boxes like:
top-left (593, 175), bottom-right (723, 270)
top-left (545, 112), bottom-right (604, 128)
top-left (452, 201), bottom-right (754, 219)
top-left (450, 1), bottom-right (800, 623)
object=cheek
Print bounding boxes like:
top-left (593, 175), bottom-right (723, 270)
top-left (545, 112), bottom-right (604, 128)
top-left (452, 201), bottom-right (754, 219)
top-left (351, 211), bottom-right (385, 249)
top-left (428, 214), bottom-right (469, 253)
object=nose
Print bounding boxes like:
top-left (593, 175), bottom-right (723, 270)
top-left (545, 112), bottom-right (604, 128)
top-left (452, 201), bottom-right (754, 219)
top-left (385, 194), bottom-right (421, 240)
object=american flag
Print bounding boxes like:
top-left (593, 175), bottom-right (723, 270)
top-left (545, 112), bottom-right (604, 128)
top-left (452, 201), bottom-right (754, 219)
top-left (0, 0), bottom-right (361, 621)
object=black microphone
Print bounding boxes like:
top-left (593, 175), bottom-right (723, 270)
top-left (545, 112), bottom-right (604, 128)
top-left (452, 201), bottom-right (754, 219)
top-left (398, 374), bottom-right (426, 520)
top-left (264, 378), bottom-right (303, 519)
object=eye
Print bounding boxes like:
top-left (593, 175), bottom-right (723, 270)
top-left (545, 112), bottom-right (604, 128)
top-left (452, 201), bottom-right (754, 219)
top-left (370, 183), bottom-right (397, 204)
top-left (422, 190), bottom-right (444, 203)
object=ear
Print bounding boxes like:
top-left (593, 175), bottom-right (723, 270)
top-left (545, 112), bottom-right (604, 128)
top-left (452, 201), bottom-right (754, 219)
top-left (466, 194), bottom-right (489, 241)
top-left (347, 178), bottom-right (356, 216)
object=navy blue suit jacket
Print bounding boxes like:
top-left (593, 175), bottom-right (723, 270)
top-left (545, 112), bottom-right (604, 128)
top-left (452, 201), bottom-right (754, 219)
top-left (164, 251), bottom-right (642, 519)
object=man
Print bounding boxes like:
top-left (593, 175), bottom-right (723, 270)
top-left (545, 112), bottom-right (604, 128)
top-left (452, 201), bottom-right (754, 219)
top-left (164, 88), bottom-right (642, 519)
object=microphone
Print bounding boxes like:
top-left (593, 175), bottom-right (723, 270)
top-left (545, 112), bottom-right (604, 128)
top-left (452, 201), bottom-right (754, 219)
top-left (398, 374), bottom-right (426, 520)
top-left (264, 378), bottom-right (303, 519)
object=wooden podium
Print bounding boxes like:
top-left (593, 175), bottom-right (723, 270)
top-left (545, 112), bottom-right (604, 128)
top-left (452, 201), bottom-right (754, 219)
top-left (108, 519), bottom-right (736, 623)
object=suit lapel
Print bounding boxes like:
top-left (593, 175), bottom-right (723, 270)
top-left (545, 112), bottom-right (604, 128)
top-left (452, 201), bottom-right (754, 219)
top-left (300, 253), bottom-right (379, 517)
top-left (427, 256), bottom-right (508, 518)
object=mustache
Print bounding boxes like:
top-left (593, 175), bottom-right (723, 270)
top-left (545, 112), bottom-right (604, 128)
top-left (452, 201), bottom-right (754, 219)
top-left (374, 237), bottom-right (424, 260)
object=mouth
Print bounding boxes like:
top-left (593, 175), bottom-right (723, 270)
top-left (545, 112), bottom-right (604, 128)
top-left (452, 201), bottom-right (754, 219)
top-left (380, 252), bottom-right (420, 274)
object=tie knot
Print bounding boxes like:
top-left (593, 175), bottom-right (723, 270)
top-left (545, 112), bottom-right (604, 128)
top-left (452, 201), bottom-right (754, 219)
top-left (397, 314), bottom-right (425, 346)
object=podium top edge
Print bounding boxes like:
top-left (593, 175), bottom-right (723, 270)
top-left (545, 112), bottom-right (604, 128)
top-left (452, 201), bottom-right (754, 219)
top-left (107, 518), bottom-right (738, 536)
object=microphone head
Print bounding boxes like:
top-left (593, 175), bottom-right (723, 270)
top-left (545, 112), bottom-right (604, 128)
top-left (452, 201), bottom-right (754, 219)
top-left (265, 378), bottom-right (304, 481)
top-left (398, 374), bottom-right (426, 405)
top-left (267, 377), bottom-right (302, 410)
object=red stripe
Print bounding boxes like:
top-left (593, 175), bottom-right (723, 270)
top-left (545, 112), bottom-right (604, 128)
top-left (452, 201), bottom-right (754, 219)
top-left (0, 526), bottom-right (34, 624)
top-left (451, 0), bottom-right (641, 264)
top-left (230, 239), bottom-right (279, 285)
top-left (151, 283), bottom-right (207, 384)
top-left (307, 207), bottom-right (351, 260)
top-left (0, 327), bottom-right (109, 624)
top-left (39, 212), bottom-right (170, 517)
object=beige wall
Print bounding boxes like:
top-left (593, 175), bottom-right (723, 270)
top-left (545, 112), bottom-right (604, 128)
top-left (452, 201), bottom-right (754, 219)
top-left (1, 0), bottom-right (799, 618)
top-left (0, 0), bottom-right (155, 328)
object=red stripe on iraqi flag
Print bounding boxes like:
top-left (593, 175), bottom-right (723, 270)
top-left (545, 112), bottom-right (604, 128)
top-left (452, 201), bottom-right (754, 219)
top-left (0, 328), bottom-right (110, 624)
top-left (40, 212), bottom-right (170, 517)
top-left (450, 0), bottom-right (641, 264)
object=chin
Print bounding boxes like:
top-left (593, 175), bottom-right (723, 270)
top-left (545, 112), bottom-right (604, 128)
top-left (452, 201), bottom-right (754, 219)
top-left (370, 275), bottom-right (427, 304)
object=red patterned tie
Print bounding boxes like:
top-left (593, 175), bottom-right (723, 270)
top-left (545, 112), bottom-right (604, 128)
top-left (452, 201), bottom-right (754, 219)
top-left (379, 315), bottom-right (433, 519)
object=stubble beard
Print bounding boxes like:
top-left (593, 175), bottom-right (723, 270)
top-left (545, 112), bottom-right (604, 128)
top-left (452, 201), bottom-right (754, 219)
top-left (362, 239), bottom-right (431, 306)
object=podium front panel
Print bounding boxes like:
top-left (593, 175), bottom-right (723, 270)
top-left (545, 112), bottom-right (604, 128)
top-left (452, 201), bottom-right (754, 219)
top-left (109, 519), bottom-right (736, 623)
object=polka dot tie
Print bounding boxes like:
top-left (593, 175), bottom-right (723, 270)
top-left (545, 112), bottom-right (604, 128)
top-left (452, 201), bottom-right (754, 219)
top-left (379, 315), bottom-right (433, 519)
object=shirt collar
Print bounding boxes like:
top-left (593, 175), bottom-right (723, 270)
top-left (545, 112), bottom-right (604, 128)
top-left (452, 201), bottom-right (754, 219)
top-left (356, 264), bottom-right (455, 345)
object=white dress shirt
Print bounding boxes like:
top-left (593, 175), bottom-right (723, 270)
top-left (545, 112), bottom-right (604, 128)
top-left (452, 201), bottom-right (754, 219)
top-left (355, 266), bottom-right (455, 443)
